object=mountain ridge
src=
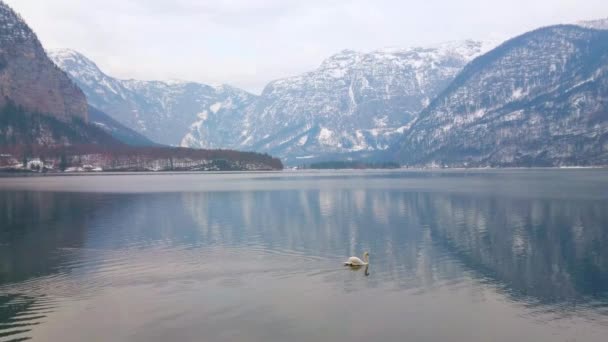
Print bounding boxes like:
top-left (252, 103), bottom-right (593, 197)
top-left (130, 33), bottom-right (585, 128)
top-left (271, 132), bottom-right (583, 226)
top-left (49, 19), bottom-right (608, 167)
top-left (576, 18), bottom-right (608, 30)
top-left (241, 40), bottom-right (496, 162)
top-left (48, 48), bottom-right (257, 147)
top-left (396, 24), bottom-right (608, 167)
top-left (50, 40), bottom-right (495, 163)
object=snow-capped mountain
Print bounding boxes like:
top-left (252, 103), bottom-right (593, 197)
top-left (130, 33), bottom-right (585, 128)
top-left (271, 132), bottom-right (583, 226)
top-left (396, 25), bottom-right (608, 167)
top-left (51, 41), bottom-right (493, 161)
top-left (238, 41), bottom-right (495, 162)
top-left (49, 49), bottom-right (257, 147)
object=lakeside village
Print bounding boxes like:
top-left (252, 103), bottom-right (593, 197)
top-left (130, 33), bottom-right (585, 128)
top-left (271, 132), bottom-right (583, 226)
top-left (0, 147), bottom-right (284, 173)
top-left (0, 154), bottom-right (103, 172)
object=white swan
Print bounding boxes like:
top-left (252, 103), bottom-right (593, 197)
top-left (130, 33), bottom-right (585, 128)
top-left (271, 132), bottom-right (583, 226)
top-left (344, 252), bottom-right (369, 266)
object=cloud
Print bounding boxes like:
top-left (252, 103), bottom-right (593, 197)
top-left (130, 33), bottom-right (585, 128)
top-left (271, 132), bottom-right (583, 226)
top-left (5, 0), bottom-right (608, 93)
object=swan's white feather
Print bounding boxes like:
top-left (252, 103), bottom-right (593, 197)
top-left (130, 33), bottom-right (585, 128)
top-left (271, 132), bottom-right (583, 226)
top-left (345, 256), bottom-right (366, 266)
top-left (344, 253), bottom-right (369, 266)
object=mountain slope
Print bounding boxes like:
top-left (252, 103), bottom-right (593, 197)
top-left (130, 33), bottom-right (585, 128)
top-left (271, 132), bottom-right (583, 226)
top-left (396, 25), bottom-right (608, 167)
top-left (238, 41), bottom-right (495, 162)
top-left (0, 102), bottom-right (118, 146)
top-left (48, 49), bottom-right (257, 147)
top-left (88, 105), bottom-right (157, 146)
top-left (0, 2), bottom-right (88, 121)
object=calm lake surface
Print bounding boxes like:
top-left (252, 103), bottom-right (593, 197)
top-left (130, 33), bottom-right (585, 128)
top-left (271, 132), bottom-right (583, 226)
top-left (1, 170), bottom-right (608, 342)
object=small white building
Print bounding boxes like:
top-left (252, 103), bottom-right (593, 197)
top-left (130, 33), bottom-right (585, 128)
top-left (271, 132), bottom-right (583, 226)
top-left (27, 158), bottom-right (44, 171)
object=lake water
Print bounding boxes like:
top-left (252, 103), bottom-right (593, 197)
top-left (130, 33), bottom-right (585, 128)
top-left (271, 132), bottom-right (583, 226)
top-left (1, 170), bottom-right (608, 342)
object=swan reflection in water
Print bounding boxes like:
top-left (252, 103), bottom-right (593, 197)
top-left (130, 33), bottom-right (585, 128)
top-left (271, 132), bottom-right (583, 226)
top-left (347, 264), bottom-right (370, 277)
top-left (349, 264), bottom-right (369, 277)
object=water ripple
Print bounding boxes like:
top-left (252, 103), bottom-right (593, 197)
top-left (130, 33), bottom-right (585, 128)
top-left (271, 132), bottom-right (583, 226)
top-left (0, 294), bottom-right (57, 342)
top-left (1, 171), bottom-right (608, 341)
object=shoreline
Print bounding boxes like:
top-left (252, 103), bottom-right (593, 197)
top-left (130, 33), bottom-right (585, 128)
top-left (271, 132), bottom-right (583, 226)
top-left (1, 166), bottom-right (607, 178)
top-left (0, 169), bottom-right (285, 178)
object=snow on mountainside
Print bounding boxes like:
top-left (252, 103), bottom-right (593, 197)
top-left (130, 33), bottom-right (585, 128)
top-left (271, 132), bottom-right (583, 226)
top-left (87, 105), bottom-right (156, 146)
top-left (47, 18), bottom-right (608, 166)
top-left (577, 18), bottom-right (608, 30)
top-left (238, 40), bottom-right (496, 162)
top-left (178, 85), bottom-right (256, 149)
top-left (49, 49), bottom-right (257, 147)
top-left (396, 25), bottom-right (608, 167)
top-left (51, 41), bottom-right (494, 161)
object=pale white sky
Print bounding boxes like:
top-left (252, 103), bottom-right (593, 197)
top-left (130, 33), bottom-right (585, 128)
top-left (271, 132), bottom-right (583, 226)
top-left (5, 0), bottom-right (608, 94)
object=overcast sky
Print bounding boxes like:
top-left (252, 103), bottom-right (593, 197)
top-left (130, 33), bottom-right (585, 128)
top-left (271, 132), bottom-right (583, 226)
top-left (5, 0), bottom-right (608, 93)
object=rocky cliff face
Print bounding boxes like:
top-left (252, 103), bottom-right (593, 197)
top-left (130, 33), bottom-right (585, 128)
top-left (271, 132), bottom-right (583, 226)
top-left (396, 25), bottom-right (608, 167)
top-left (0, 2), bottom-right (87, 121)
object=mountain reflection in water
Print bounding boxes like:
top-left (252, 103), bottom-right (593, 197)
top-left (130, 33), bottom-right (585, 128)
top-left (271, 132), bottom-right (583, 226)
top-left (0, 170), bottom-right (607, 342)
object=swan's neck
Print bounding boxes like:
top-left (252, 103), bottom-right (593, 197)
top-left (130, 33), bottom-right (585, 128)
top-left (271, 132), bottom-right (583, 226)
top-left (364, 254), bottom-right (369, 263)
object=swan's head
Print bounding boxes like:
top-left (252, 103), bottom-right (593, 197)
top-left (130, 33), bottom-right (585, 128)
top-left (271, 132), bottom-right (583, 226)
top-left (363, 252), bottom-right (369, 262)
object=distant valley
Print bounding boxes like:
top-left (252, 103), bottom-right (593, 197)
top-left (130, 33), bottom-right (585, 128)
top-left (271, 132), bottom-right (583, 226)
top-left (51, 19), bottom-right (608, 167)
top-left (50, 41), bottom-right (496, 164)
